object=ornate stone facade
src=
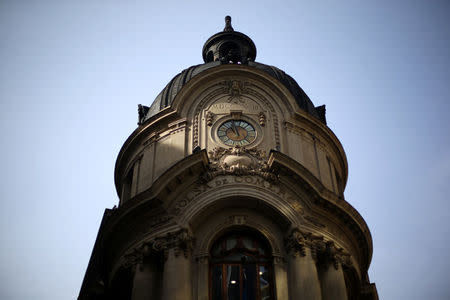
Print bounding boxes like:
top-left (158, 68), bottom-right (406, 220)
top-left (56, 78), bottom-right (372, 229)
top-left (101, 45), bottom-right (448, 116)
top-left (79, 16), bottom-right (378, 300)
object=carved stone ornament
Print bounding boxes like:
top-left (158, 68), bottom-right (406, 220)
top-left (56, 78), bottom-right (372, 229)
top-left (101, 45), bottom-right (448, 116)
top-left (227, 80), bottom-right (248, 103)
top-left (122, 243), bottom-right (153, 269)
top-left (284, 228), bottom-right (322, 258)
top-left (206, 111), bottom-right (215, 126)
top-left (205, 146), bottom-right (277, 182)
top-left (284, 228), bottom-right (351, 269)
top-left (193, 113), bottom-right (199, 147)
top-left (153, 228), bottom-right (194, 259)
top-left (137, 104), bottom-right (149, 125)
top-left (315, 240), bottom-right (352, 270)
top-left (258, 112), bottom-right (266, 127)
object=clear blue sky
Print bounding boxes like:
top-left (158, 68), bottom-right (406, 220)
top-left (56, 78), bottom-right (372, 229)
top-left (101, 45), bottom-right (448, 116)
top-left (1, 1), bottom-right (449, 299)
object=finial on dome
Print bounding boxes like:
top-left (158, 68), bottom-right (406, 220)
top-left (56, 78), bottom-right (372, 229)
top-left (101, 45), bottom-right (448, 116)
top-left (224, 16), bottom-right (234, 32)
top-left (202, 16), bottom-right (256, 63)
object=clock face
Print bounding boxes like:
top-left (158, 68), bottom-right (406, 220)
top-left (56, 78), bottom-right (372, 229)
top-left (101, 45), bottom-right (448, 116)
top-left (217, 120), bottom-right (256, 146)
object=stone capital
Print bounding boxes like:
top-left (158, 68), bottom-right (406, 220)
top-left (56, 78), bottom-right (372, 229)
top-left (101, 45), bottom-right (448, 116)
top-left (284, 228), bottom-right (322, 258)
top-left (272, 254), bottom-right (285, 265)
top-left (195, 253), bottom-right (210, 264)
top-left (315, 240), bottom-right (352, 270)
top-left (153, 228), bottom-right (194, 259)
top-left (122, 243), bottom-right (153, 270)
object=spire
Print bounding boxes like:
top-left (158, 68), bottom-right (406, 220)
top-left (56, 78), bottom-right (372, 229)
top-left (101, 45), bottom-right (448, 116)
top-left (223, 16), bottom-right (234, 32)
top-left (202, 16), bottom-right (257, 64)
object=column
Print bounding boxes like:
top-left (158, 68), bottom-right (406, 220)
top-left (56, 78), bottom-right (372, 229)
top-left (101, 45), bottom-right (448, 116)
top-left (122, 243), bottom-right (160, 300)
top-left (273, 255), bottom-right (289, 300)
top-left (318, 241), bottom-right (348, 300)
top-left (155, 229), bottom-right (193, 300)
top-left (196, 254), bottom-right (209, 300)
top-left (285, 229), bottom-right (322, 300)
top-left (319, 262), bottom-right (347, 300)
top-left (131, 262), bottom-right (158, 300)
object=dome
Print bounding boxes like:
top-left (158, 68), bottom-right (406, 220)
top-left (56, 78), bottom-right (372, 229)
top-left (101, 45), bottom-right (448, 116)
top-left (141, 16), bottom-right (326, 124)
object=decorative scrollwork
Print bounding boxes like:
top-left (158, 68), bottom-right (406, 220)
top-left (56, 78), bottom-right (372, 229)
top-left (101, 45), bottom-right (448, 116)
top-left (314, 240), bottom-right (352, 270)
top-left (205, 146), bottom-right (277, 182)
top-left (284, 228), bottom-right (351, 268)
top-left (284, 228), bottom-right (322, 258)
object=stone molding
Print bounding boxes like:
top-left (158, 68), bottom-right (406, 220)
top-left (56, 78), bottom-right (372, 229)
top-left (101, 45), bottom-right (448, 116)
top-left (195, 214), bottom-right (283, 259)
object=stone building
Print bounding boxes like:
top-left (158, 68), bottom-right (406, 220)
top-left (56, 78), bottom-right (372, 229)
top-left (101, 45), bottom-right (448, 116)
top-left (79, 16), bottom-right (378, 300)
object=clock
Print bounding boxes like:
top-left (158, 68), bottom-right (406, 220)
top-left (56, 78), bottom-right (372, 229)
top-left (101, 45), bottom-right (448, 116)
top-left (217, 120), bottom-right (256, 146)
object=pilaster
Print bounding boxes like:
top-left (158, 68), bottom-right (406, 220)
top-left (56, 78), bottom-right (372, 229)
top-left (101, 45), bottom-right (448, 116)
top-left (131, 262), bottom-right (158, 300)
top-left (285, 228), bottom-right (322, 300)
top-left (317, 241), bottom-right (350, 300)
top-left (195, 254), bottom-right (210, 300)
top-left (154, 229), bottom-right (194, 300)
top-left (273, 255), bottom-right (289, 300)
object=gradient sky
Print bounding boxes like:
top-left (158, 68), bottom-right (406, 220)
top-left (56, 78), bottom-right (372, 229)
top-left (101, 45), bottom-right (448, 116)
top-left (1, 1), bottom-right (449, 299)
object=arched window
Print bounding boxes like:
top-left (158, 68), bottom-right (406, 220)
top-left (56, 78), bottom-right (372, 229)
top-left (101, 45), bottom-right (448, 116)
top-left (210, 231), bottom-right (273, 300)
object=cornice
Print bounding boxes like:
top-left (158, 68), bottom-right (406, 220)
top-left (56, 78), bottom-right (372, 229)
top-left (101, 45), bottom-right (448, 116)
top-left (268, 150), bottom-right (373, 272)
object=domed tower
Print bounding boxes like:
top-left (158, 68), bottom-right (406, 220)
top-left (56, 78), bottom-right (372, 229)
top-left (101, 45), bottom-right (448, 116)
top-left (79, 16), bottom-right (378, 300)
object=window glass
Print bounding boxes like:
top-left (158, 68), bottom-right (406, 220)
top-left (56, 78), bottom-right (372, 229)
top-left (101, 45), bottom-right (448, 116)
top-left (243, 264), bottom-right (257, 300)
top-left (212, 265), bottom-right (223, 300)
top-left (227, 265), bottom-right (241, 300)
top-left (210, 232), bottom-right (273, 300)
top-left (258, 265), bottom-right (271, 300)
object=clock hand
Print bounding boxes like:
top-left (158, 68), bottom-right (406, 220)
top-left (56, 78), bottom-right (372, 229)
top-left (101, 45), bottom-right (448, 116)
top-left (231, 120), bottom-right (239, 136)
